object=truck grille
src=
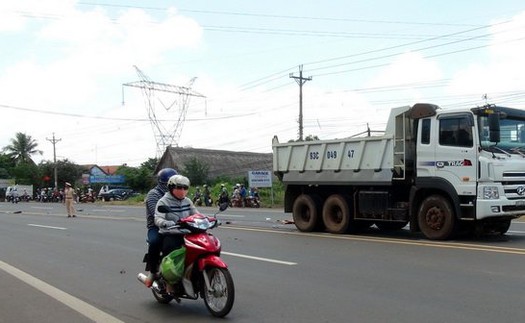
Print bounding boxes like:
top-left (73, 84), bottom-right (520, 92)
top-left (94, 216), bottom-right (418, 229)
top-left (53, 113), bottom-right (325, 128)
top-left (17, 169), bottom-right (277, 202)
top-left (502, 172), bottom-right (525, 200)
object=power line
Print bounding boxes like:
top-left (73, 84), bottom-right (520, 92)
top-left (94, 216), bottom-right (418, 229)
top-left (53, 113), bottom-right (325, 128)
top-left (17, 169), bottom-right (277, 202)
top-left (0, 103), bottom-right (253, 122)
top-left (11, 3), bottom-right (515, 95)
top-left (305, 26), bottom-right (498, 72)
top-left (233, 20), bottom-right (510, 92)
top-left (77, 3), bottom-right (483, 27)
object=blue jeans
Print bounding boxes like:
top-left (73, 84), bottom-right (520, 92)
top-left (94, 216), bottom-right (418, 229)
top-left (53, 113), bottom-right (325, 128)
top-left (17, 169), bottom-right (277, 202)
top-left (147, 227), bottom-right (163, 273)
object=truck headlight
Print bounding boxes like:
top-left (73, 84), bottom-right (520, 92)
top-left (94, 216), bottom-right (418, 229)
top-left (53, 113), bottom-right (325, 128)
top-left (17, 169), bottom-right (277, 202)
top-left (482, 186), bottom-right (499, 199)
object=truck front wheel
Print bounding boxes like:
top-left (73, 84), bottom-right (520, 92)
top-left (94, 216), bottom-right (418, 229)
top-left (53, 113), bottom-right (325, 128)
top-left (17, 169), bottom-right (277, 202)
top-left (417, 195), bottom-right (456, 240)
top-left (322, 194), bottom-right (351, 234)
top-left (292, 194), bottom-right (321, 232)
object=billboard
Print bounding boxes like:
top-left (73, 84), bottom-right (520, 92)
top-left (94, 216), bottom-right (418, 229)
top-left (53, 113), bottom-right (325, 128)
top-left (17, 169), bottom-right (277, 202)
top-left (248, 170), bottom-right (272, 188)
top-left (89, 175), bottom-right (125, 184)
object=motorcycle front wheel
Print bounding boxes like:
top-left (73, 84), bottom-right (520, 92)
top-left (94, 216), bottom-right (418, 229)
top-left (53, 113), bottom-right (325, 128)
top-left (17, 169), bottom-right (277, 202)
top-left (203, 267), bottom-right (235, 318)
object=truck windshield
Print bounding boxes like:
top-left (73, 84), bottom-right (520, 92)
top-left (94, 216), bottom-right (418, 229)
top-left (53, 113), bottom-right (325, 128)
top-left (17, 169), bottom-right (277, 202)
top-left (478, 113), bottom-right (525, 154)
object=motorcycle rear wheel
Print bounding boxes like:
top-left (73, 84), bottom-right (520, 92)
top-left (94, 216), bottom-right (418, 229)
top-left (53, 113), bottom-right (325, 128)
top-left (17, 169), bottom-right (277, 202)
top-left (203, 267), bottom-right (234, 318)
top-left (151, 281), bottom-right (173, 304)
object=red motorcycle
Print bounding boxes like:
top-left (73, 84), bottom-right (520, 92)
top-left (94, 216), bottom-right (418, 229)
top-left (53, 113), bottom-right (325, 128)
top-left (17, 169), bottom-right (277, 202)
top-left (138, 204), bottom-right (235, 318)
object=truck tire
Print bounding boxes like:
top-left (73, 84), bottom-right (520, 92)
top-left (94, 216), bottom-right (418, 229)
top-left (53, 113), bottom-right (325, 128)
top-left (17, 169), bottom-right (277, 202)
top-left (292, 194), bottom-right (321, 232)
top-left (417, 195), bottom-right (456, 240)
top-left (322, 194), bottom-right (351, 234)
top-left (496, 219), bottom-right (511, 235)
top-left (475, 219), bottom-right (511, 236)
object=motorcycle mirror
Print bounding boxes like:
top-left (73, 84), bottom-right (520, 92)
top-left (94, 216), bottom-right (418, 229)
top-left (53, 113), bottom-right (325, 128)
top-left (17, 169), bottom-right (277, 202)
top-left (157, 205), bottom-right (170, 213)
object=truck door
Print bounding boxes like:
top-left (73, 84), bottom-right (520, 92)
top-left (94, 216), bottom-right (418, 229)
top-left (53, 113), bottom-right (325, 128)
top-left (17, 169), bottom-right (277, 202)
top-left (417, 113), bottom-right (477, 196)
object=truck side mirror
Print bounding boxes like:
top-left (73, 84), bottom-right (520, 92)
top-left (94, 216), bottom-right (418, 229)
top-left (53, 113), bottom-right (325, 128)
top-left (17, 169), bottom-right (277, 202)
top-left (488, 113), bottom-right (500, 143)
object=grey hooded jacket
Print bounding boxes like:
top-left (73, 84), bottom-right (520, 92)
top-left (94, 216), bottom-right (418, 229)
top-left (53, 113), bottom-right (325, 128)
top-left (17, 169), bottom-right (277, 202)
top-left (154, 192), bottom-right (198, 234)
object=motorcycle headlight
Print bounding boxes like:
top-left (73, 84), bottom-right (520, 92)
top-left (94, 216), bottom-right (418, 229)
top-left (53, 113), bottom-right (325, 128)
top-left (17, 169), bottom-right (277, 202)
top-left (192, 217), bottom-right (211, 230)
top-left (482, 186), bottom-right (499, 199)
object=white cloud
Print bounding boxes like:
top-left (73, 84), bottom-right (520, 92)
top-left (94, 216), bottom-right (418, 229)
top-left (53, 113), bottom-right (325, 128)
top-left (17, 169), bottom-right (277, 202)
top-left (2, 3), bottom-right (525, 167)
top-left (0, 2), bottom-right (205, 165)
top-left (0, 0), bottom-right (76, 32)
top-left (367, 51), bottom-right (443, 88)
top-left (447, 11), bottom-right (525, 100)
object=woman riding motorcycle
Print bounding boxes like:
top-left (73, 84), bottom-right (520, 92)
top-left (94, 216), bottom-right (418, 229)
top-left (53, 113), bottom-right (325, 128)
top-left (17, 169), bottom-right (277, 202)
top-left (154, 175), bottom-right (199, 267)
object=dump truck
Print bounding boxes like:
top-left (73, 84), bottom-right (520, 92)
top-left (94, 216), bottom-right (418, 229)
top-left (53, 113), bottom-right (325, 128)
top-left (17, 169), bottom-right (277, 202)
top-left (272, 103), bottom-right (525, 240)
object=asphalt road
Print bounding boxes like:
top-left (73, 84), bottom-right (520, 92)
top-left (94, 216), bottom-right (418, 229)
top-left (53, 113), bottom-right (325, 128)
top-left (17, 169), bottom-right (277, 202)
top-left (1, 202), bottom-right (525, 322)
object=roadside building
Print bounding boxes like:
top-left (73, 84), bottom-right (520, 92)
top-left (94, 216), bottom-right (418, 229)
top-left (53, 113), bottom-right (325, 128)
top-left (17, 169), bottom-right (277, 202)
top-left (156, 146), bottom-right (273, 180)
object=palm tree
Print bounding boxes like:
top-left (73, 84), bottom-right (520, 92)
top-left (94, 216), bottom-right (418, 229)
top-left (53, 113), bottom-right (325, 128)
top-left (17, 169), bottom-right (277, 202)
top-left (2, 132), bottom-right (43, 165)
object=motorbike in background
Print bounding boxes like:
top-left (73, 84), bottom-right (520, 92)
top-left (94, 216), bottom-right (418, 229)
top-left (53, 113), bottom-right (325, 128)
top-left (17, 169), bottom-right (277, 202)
top-left (230, 195), bottom-right (244, 207)
top-left (79, 193), bottom-right (95, 203)
top-left (244, 196), bottom-right (261, 208)
top-left (229, 195), bottom-right (260, 208)
top-left (7, 194), bottom-right (20, 203)
top-left (138, 203), bottom-right (234, 318)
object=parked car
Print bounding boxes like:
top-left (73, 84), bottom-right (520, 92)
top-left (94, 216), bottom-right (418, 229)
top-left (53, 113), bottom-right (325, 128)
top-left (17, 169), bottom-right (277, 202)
top-left (99, 188), bottom-right (134, 201)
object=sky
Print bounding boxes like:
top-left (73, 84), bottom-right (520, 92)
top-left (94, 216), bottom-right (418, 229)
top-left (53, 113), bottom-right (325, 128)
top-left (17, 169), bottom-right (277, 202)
top-left (1, 1), bottom-right (525, 167)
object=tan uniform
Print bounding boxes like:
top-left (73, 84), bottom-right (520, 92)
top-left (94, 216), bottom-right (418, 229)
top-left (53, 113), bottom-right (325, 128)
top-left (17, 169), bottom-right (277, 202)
top-left (64, 186), bottom-right (76, 217)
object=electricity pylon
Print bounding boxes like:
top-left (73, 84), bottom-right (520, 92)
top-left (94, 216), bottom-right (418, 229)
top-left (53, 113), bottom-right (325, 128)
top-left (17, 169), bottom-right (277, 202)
top-left (122, 65), bottom-right (206, 156)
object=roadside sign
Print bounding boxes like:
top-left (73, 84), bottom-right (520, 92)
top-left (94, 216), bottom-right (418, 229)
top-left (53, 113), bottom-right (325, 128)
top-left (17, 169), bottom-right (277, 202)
top-left (248, 170), bottom-right (272, 188)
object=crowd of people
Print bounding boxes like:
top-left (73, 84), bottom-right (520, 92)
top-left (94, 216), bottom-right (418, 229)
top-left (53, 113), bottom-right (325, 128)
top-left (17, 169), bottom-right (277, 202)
top-left (192, 183), bottom-right (260, 208)
top-left (32, 186), bottom-right (96, 203)
top-left (8, 181), bottom-right (261, 208)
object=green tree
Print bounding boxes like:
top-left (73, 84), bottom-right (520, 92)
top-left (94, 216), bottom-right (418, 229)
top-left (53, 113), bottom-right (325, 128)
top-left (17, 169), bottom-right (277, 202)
top-left (182, 157), bottom-right (209, 185)
top-left (304, 134), bottom-right (320, 141)
top-left (139, 159), bottom-right (158, 190)
top-left (39, 159), bottom-right (84, 188)
top-left (117, 163), bottom-right (155, 193)
top-left (0, 153), bottom-right (15, 179)
top-left (288, 134), bottom-right (319, 142)
top-left (2, 132), bottom-right (42, 165)
top-left (141, 158), bottom-right (158, 173)
top-left (11, 162), bottom-right (40, 185)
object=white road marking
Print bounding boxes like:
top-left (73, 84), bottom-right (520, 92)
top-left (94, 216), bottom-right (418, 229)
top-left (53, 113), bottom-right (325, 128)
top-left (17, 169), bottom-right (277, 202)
top-left (28, 224), bottom-right (67, 230)
top-left (0, 260), bottom-right (124, 323)
top-left (508, 230), bottom-right (525, 235)
top-left (221, 251), bottom-right (297, 265)
top-left (88, 208), bottom-right (126, 213)
top-left (223, 226), bottom-right (525, 255)
top-left (217, 214), bottom-right (245, 218)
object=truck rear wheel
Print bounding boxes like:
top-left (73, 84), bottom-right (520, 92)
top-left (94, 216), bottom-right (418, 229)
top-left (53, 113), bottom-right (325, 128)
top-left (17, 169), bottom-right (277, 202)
top-left (417, 195), bottom-right (456, 240)
top-left (322, 194), bottom-right (351, 234)
top-left (292, 194), bottom-right (321, 232)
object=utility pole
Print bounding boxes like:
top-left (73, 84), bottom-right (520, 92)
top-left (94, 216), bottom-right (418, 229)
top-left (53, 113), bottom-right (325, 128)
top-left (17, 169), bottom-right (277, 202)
top-left (289, 65), bottom-right (312, 141)
top-left (46, 133), bottom-right (61, 189)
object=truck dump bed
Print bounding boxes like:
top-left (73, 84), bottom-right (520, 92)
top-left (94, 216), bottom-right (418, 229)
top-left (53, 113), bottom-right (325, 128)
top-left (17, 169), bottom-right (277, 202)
top-left (272, 105), bottom-right (413, 185)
